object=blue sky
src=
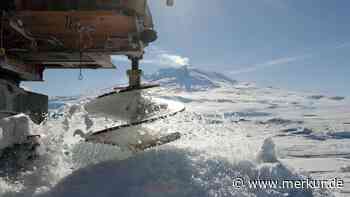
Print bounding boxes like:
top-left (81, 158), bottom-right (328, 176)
top-left (25, 0), bottom-right (350, 96)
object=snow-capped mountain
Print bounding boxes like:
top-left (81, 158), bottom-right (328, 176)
top-left (144, 66), bottom-right (237, 91)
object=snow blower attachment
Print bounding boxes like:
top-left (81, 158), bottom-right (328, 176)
top-left (84, 85), bottom-right (185, 152)
top-left (81, 47), bottom-right (184, 150)
top-left (80, 33), bottom-right (185, 150)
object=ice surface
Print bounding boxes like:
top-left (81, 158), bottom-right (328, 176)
top-left (41, 148), bottom-right (330, 197)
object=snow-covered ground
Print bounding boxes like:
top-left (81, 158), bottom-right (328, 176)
top-left (0, 67), bottom-right (349, 197)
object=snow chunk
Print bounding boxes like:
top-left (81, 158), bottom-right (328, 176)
top-left (0, 114), bottom-right (35, 150)
top-left (340, 165), bottom-right (350, 173)
top-left (257, 137), bottom-right (278, 163)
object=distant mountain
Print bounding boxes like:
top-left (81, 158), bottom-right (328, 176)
top-left (144, 66), bottom-right (237, 91)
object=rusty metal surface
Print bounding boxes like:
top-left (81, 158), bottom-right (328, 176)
top-left (16, 11), bottom-right (137, 51)
top-left (1, 1), bottom-right (154, 72)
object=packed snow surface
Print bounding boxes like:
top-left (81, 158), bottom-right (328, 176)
top-left (1, 68), bottom-right (349, 197)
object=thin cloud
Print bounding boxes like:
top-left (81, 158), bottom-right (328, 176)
top-left (263, 56), bottom-right (302, 65)
top-left (142, 54), bottom-right (190, 67)
top-left (335, 42), bottom-right (350, 49)
top-left (143, 46), bottom-right (190, 67)
top-left (158, 54), bottom-right (190, 67)
top-left (230, 55), bottom-right (305, 75)
top-left (231, 41), bottom-right (350, 75)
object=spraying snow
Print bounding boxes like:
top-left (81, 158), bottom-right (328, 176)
top-left (257, 137), bottom-right (278, 163)
top-left (1, 68), bottom-right (349, 196)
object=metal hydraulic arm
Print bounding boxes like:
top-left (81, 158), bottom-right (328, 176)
top-left (127, 57), bottom-right (142, 88)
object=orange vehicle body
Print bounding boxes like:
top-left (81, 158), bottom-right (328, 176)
top-left (17, 11), bottom-right (136, 50)
top-left (1, 0), bottom-right (156, 75)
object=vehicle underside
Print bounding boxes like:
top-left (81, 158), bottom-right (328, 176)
top-left (0, 0), bottom-right (158, 121)
top-left (0, 0), bottom-right (175, 165)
